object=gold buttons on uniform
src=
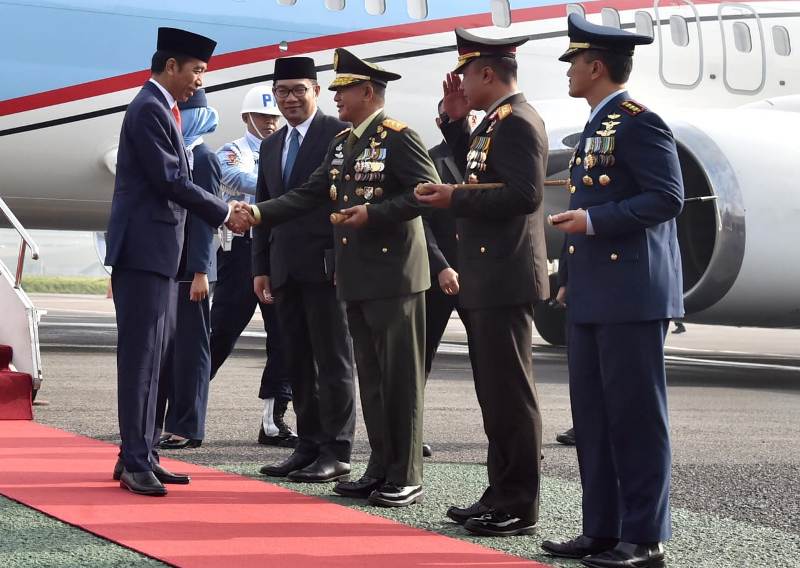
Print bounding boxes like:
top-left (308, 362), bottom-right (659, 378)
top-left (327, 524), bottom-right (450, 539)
top-left (455, 233), bottom-right (459, 241)
top-left (582, 175), bottom-right (593, 186)
top-left (341, 237), bottom-right (348, 245)
top-left (381, 247), bottom-right (388, 253)
top-left (568, 245), bottom-right (575, 254)
top-left (345, 174), bottom-right (351, 181)
top-left (610, 252), bottom-right (619, 261)
top-left (343, 195), bottom-right (349, 202)
top-left (480, 246), bottom-right (486, 254)
top-left (576, 156), bottom-right (582, 165)
top-left (599, 174), bottom-right (611, 186)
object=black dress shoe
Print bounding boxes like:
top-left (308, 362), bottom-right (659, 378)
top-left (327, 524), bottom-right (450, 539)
top-left (333, 475), bottom-right (383, 498)
top-left (287, 457), bottom-right (350, 483)
top-left (258, 425), bottom-right (298, 448)
top-left (422, 443), bottom-right (433, 457)
top-left (159, 437), bottom-right (202, 450)
top-left (582, 542), bottom-right (666, 568)
top-left (259, 452), bottom-right (316, 477)
top-left (556, 427), bottom-right (576, 446)
top-left (152, 462), bottom-right (191, 484)
top-left (367, 483), bottom-right (423, 507)
top-left (541, 534), bottom-right (619, 559)
top-left (464, 510), bottom-right (536, 537)
top-left (113, 458), bottom-right (124, 481)
top-left (446, 501), bottom-right (492, 525)
top-left (119, 470), bottom-right (167, 496)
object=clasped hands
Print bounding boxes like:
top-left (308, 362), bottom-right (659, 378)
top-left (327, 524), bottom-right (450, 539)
top-left (225, 201), bottom-right (257, 233)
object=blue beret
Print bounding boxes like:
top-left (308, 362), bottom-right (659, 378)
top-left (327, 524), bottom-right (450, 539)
top-left (559, 14), bottom-right (653, 62)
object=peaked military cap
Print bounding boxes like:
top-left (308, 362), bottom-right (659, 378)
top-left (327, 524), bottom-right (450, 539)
top-left (559, 13), bottom-right (653, 62)
top-left (274, 56), bottom-right (317, 81)
top-left (452, 27), bottom-right (529, 73)
top-left (177, 88), bottom-right (207, 110)
top-left (157, 27), bottom-right (217, 63)
top-left (328, 48), bottom-right (401, 91)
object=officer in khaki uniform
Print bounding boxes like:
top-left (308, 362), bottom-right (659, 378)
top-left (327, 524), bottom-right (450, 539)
top-left (249, 48), bottom-right (438, 507)
top-left (417, 28), bottom-right (549, 536)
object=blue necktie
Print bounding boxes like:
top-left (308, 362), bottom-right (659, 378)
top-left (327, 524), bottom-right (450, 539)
top-left (283, 128), bottom-right (300, 188)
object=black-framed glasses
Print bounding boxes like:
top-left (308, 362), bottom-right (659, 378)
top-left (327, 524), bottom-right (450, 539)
top-left (273, 85), bottom-right (310, 99)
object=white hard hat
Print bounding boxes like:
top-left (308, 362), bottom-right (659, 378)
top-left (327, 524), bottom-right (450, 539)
top-left (241, 86), bottom-right (281, 116)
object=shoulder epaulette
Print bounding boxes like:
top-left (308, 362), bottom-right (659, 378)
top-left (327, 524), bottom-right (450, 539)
top-left (620, 100), bottom-right (646, 116)
top-left (382, 118), bottom-right (407, 132)
top-left (495, 103), bottom-right (513, 120)
top-left (335, 127), bottom-right (352, 137)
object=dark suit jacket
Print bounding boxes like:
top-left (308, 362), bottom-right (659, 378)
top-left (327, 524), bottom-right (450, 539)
top-left (442, 92), bottom-right (550, 309)
top-left (560, 91), bottom-right (684, 324)
top-left (253, 111), bottom-right (438, 302)
top-left (179, 143), bottom-right (221, 283)
top-left (252, 110), bottom-right (349, 289)
top-left (105, 81), bottom-right (228, 278)
top-left (424, 141), bottom-right (462, 277)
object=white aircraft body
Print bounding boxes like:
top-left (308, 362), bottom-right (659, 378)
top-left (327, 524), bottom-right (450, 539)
top-left (1, 0), bottom-right (799, 337)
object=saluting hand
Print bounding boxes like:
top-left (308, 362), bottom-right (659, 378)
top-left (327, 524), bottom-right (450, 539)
top-left (339, 205), bottom-right (369, 229)
top-left (549, 209), bottom-right (588, 234)
top-left (441, 73), bottom-right (470, 122)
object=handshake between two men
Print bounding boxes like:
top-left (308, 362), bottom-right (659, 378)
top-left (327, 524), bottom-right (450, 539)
top-left (224, 201), bottom-right (258, 234)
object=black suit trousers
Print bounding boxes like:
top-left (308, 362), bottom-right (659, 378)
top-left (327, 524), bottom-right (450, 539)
top-left (112, 268), bottom-right (177, 472)
top-left (274, 279), bottom-right (355, 462)
top-left (462, 303), bottom-right (542, 523)
top-left (209, 236), bottom-right (292, 401)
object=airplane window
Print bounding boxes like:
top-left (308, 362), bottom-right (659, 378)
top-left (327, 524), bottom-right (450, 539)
top-left (491, 0), bottom-right (512, 28)
top-left (635, 11), bottom-right (654, 38)
top-left (733, 22), bottom-right (752, 53)
top-left (365, 0), bottom-right (386, 15)
top-left (407, 0), bottom-right (428, 19)
top-left (276, 0), bottom-right (296, 5)
top-left (772, 25), bottom-right (791, 56)
top-left (566, 4), bottom-right (585, 18)
top-left (325, 0), bottom-right (345, 10)
top-left (670, 15), bottom-right (690, 47)
top-left (601, 8), bottom-right (621, 29)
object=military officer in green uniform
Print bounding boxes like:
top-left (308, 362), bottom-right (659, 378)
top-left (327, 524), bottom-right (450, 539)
top-left (416, 28), bottom-right (550, 536)
top-left (249, 48), bottom-right (438, 507)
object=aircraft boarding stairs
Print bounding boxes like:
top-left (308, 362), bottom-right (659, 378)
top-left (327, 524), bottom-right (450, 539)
top-left (0, 197), bottom-right (43, 419)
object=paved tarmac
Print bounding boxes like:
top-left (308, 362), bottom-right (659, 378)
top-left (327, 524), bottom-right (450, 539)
top-left (3, 294), bottom-right (799, 567)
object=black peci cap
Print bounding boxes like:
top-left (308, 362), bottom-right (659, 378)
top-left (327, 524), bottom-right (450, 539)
top-left (274, 56), bottom-right (318, 81)
top-left (157, 27), bottom-right (217, 63)
top-left (559, 13), bottom-right (653, 62)
top-left (177, 88), bottom-right (207, 110)
top-left (328, 48), bottom-right (401, 91)
top-left (452, 27), bottom-right (529, 74)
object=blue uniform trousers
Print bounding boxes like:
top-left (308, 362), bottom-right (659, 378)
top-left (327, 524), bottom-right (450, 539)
top-left (568, 319), bottom-right (672, 543)
top-left (209, 236), bottom-right (291, 401)
top-left (162, 281), bottom-right (211, 440)
top-left (112, 268), bottom-right (177, 472)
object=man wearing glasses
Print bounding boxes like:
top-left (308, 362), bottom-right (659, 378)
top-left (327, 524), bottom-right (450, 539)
top-left (253, 57), bottom-right (356, 483)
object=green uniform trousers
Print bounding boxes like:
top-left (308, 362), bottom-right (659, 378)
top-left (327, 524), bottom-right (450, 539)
top-left (346, 292), bottom-right (425, 486)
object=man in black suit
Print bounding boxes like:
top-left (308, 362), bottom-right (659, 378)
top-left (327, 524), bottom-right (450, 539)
top-left (416, 28), bottom-right (550, 535)
top-left (105, 27), bottom-right (252, 496)
top-left (252, 57), bottom-right (356, 483)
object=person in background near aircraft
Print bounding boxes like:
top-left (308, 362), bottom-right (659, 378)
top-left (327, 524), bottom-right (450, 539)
top-left (211, 87), bottom-right (297, 448)
top-left (157, 88), bottom-right (220, 450)
top-left (416, 28), bottom-right (549, 537)
top-left (541, 15), bottom-right (684, 568)
top-left (247, 48), bottom-right (439, 508)
top-left (105, 27), bottom-right (254, 497)
top-left (420, 101), bottom-right (478, 459)
top-left (253, 56), bottom-right (356, 483)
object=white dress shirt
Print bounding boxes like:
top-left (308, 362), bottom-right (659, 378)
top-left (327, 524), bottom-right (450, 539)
top-left (281, 110), bottom-right (317, 171)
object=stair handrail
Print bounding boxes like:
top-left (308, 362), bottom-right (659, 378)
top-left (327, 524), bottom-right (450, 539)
top-left (0, 196), bottom-right (40, 288)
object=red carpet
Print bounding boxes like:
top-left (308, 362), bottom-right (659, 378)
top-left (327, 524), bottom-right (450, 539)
top-left (0, 421), bottom-right (551, 567)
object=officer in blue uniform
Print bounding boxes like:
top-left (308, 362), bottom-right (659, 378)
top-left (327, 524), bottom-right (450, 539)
top-left (106, 27), bottom-right (252, 496)
top-left (541, 15), bottom-right (684, 568)
top-left (158, 89), bottom-right (221, 450)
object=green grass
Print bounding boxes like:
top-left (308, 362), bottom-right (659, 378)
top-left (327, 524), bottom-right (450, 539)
top-left (21, 276), bottom-right (108, 295)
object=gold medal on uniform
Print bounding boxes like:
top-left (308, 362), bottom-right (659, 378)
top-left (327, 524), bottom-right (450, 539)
top-left (582, 175), bottom-right (593, 186)
top-left (374, 187), bottom-right (384, 197)
top-left (599, 174), bottom-right (611, 186)
top-left (364, 186), bottom-right (374, 200)
top-left (329, 184), bottom-right (337, 200)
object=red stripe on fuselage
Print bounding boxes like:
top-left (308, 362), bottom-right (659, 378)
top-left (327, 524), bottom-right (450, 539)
top-left (0, 0), bottom-right (744, 117)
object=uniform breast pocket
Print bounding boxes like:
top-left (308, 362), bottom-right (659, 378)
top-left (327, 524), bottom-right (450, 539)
top-left (589, 233), bottom-right (644, 264)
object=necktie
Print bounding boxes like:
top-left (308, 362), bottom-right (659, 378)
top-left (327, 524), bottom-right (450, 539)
top-left (283, 128), bottom-right (300, 188)
top-left (171, 104), bottom-right (182, 132)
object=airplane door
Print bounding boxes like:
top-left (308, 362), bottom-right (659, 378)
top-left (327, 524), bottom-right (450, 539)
top-left (656, 0), bottom-right (703, 88)
top-left (719, 2), bottom-right (766, 94)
